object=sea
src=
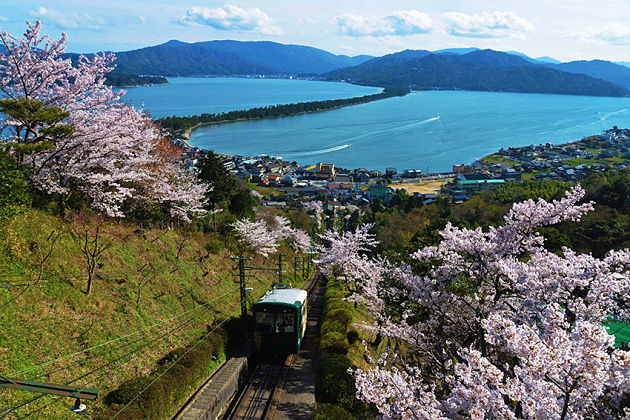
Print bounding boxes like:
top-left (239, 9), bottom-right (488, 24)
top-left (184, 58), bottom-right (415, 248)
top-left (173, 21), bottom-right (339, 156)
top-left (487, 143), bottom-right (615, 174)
top-left (121, 78), bottom-right (630, 172)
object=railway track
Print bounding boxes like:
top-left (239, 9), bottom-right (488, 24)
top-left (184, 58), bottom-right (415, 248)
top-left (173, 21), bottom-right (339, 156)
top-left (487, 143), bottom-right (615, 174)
top-left (221, 273), bottom-right (322, 420)
top-left (224, 357), bottom-right (284, 420)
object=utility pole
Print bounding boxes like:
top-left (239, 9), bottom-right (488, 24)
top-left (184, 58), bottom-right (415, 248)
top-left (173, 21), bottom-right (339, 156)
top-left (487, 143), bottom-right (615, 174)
top-left (231, 256), bottom-right (252, 318)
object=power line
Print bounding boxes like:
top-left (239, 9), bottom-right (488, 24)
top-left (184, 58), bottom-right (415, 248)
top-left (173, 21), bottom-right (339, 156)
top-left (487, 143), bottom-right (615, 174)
top-left (2, 289), bottom-right (234, 419)
top-left (31, 288), bottom-right (228, 382)
top-left (23, 309), bottom-right (212, 418)
top-left (110, 307), bottom-right (240, 419)
top-left (8, 285), bottom-right (240, 378)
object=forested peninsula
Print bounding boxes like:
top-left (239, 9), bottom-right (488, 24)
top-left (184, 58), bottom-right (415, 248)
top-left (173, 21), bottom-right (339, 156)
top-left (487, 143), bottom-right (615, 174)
top-left (104, 72), bottom-right (168, 87)
top-left (158, 86), bottom-right (409, 134)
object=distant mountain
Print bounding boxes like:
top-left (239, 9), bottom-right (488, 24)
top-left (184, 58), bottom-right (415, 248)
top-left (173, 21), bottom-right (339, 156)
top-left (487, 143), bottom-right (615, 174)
top-left (324, 50), bottom-right (630, 97)
top-left (504, 50), bottom-right (544, 64)
top-left (617, 62), bottom-right (630, 69)
top-left (434, 48), bottom-right (561, 65)
top-left (461, 49), bottom-right (535, 67)
top-left (536, 56), bottom-right (561, 64)
top-left (549, 60), bottom-right (630, 89)
top-left (433, 47), bottom-right (480, 55)
top-left (188, 40), bottom-right (373, 74)
top-left (66, 40), bottom-right (374, 77)
top-left (355, 49), bottom-right (433, 70)
top-left (105, 43), bottom-right (278, 76)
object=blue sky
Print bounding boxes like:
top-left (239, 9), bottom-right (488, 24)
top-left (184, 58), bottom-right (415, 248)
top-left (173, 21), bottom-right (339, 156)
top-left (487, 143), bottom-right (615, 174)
top-left (1, 0), bottom-right (630, 61)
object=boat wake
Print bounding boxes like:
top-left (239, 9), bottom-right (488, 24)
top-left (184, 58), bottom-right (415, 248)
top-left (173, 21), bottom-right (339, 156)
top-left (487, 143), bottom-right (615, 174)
top-left (285, 143), bottom-right (351, 157)
top-left (397, 116), bottom-right (441, 130)
top-left (599, 109), bottom-right (627, 121)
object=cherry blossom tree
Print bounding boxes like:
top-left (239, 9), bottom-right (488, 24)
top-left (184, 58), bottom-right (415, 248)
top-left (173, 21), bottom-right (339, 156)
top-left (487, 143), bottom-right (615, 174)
top-left (288, 228), bottom-right (312, 254)
top-left (233, 215), bottom-right (312, 257)
top-left (318, 185), bottom-right (630, 419)
top-left (315, 223), bottom-right (378, 288)
top-left (232, 218), bottom-right (280, 257)
top-left (303, 200), bottom-right (324, 230)
top-left (0, 21), bottom-right (209, 219)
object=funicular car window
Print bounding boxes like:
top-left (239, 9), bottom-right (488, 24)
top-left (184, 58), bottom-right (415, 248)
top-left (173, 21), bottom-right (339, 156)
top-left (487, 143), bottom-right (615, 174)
top-left (256, 311), bottom-right (275, 326)
top-left (280, 312), bottom-right (295, 333)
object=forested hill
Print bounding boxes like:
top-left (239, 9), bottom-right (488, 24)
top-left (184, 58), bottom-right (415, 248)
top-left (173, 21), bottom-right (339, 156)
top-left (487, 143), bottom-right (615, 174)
top-left (65, 40), bottom-right (373, 77)
top-left (550, 59), bottom-right (630, 90)
top-left (324, 50), bottom-right (630, 97)
top-left (184, 40), bottom-right (373, 74)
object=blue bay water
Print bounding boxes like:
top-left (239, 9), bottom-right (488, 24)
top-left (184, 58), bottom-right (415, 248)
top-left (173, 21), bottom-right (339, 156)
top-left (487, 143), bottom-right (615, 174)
top-left (188, 90), bottom-right (630, 172)
top-left (121, 78), bottom-right (630, 172)
top-left (119, 77), bottom-right (380, 118)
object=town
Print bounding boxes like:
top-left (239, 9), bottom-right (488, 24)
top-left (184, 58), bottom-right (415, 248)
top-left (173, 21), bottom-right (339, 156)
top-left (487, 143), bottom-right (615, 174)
top-left (169, 126), bottom-right (630, 210)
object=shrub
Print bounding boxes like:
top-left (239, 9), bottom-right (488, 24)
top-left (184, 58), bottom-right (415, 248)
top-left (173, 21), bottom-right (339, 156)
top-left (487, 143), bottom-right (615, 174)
top-left (326, 308), bottom-right (352, 326)
top-left (315, 403), bottom-right (356, 420)
top-left (205, 238), bottom-right (225, 254)
top-left (347, 329), bottom-right (359, 345)
top-left (0, 151), bottom-right (31, 219)
top-left (317, 353), bottom-right (355, 403)
top-left (100, 327), bottom-right (228, 419)
top-left (321, 331), bottom-right (349, 354)
top-left (321, 319), bottom-right (347, 336)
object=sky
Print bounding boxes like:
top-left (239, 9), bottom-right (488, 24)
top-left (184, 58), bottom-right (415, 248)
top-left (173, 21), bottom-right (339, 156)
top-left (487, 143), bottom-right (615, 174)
top-left (2, 0), bottom-right (630, 62)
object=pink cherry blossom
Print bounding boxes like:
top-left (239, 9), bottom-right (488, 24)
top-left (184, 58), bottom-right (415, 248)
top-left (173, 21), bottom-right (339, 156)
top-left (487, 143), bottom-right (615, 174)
top-left (317, 186), bottom-right (630, 418)
top-left (0, 21), bottom-right (209, 220)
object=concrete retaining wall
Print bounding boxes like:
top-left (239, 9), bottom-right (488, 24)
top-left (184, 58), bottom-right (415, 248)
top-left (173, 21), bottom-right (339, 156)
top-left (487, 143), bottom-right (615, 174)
top-left (176, 343), bottom-right (250, 420)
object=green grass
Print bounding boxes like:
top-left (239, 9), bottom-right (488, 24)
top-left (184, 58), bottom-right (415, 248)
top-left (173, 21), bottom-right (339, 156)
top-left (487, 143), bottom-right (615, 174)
top-left (248, 182), bottom-right (279, 198)
top-left (480, 154), bottom-right (520, 166)
top-left (0, 209), bottom-right (310, 419)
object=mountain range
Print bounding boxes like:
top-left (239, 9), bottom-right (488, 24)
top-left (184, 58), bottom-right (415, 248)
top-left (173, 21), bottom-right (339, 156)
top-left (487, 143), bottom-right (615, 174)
top-left (40, 40), bottom-right (630, 96)
top-left (324, 49), bottom-right (630, 97)
top-left (68, 40), bottom-right (372, 77)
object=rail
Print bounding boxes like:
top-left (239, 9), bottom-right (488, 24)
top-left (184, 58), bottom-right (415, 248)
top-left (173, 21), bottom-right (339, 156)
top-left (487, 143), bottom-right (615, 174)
top-left (221, 272), bottom-right (322, 420)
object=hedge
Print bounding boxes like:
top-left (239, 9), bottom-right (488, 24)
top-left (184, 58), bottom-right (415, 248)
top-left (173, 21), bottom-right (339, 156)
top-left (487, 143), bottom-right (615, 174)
top-left (98, 316), bottom-right (252, 419)
top-left (315, 278), bottom-right (373, 419)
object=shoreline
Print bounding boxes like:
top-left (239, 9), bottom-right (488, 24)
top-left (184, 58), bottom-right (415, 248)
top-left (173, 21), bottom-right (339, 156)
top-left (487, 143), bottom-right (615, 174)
top-left (195, 127), bottom-right (624, 182)
top-left (183, 103), bottom-right (359, 138)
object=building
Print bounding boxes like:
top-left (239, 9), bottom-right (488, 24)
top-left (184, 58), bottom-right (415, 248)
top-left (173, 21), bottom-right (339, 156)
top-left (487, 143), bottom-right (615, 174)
top-left (316, 163), bottom-right (336, 179)
top-left (457, 178), bottom-right (506, 191)
top-left (367, 186), bottom-right (395, 203)
top-left (453, 164), bottom-right (473, 174)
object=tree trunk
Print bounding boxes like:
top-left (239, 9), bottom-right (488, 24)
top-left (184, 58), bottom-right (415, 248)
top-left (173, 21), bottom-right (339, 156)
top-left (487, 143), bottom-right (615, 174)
top-left (59, 194), bottom-right (66, 218)
top-left (85, 272), bottom-right (92, 296)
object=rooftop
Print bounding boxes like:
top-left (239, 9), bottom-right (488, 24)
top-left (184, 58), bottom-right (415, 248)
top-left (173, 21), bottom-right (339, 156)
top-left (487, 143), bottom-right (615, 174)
top-left (256, 288), bottom-right (307, 305)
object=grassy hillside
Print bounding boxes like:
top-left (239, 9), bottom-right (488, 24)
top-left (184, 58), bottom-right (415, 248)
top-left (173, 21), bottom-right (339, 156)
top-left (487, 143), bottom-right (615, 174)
top-left (0, 209), bottom-right (306, 418)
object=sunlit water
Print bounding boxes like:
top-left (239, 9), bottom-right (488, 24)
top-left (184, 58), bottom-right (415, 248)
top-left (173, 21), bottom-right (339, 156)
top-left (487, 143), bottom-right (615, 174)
top-left (122, 79), bottom-right (630, 172)
top-left (119, 77), bottom-right (380, 118)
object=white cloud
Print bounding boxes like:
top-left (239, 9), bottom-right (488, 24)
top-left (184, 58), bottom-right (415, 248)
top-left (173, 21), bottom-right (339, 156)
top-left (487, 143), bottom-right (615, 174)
top-left (573, 22), bottom-right (630, 45)
top-left (442, 11), bottom-right (533, 38)
top-left (180, 4), bottom-right (282, 35)
top-left (138, 15), bottom-right (147, 25)
top-left (337, 10), bottom-right (433, 37)
top-left (0, 16), bottom-right (8, 23)
top-left (30, 7), bottom-right (104, 30)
